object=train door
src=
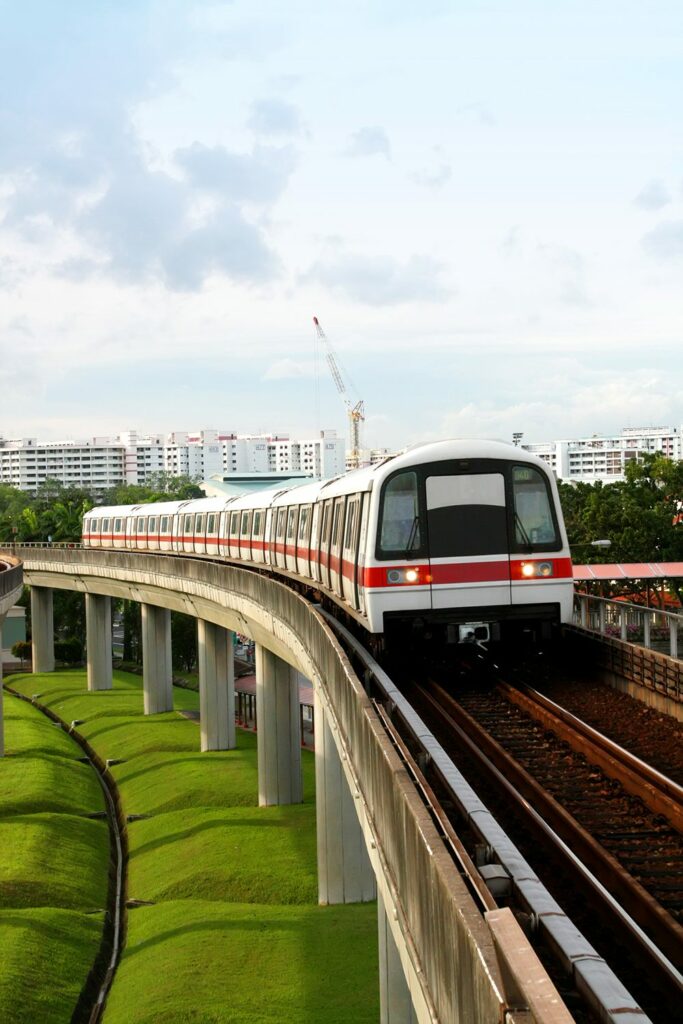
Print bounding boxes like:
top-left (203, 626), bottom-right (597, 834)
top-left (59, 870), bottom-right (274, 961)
top-left (296, 505), bottom-right (312, 578)
top-left (285, 507), bottom-right (298, 571)
top-left (341, 495), bottom-right (361, 609)
top-left (319, 500), bottom-right (333, 590)
top-left (264, 508), bottom-right (275, 565)
top-left (426, 468), bottom-right (511, 611)
top-left (356, 493), bottom-right (370, 616)
top-left (126, 515), bottom-right (135, 549)
top-left (239, 510), bottom-right (252, 561)
top-left (275, 507), bottom-right (287, 569)
top-left (228, 511), bottom-right (240, 559)
top-left (310, 504), bottom-right (322, 583)
top-left (329, 497), bottom-right (346, 597)
top-left (252, 509), bottom-right (264, 563)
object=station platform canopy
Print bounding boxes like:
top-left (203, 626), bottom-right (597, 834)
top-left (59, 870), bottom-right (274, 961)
top-left (573, 562), bottom-right (683, 581)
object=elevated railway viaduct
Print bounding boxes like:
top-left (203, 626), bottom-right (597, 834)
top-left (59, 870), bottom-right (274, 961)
top-left (3, 546), bottom-right (576, 1023)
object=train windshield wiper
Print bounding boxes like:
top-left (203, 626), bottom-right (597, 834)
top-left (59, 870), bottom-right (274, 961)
top-left (514, 512), bottom-right (534, 552)
top-left (404, 515), bottom-right (420, 556)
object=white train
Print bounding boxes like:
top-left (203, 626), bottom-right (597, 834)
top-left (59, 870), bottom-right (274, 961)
top-left (83, 439), bottom-right (574, 647)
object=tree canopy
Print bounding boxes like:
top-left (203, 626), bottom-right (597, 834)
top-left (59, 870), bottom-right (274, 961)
top-left (0, 475), bottom-right (203, 543)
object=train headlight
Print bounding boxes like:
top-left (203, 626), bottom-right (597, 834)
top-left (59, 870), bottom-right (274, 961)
top-left (386, 567), bottom-right (420, 585)
top-left (519, 561), bottom-right (554, 578)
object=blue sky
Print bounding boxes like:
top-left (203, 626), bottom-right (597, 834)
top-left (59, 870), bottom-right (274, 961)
top-left (0, 0), bottom-right (681, 450)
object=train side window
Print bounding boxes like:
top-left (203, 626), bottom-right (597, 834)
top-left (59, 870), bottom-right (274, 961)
top-left (253, 510), bottom-right (262, 535)
top-left (378, 471), bottom-right (422, 557)
top-left (277, 509), bottom-right (286, 538)
top-left (137, 516), bottom-right (145, 533)
top-left (230, 512), bottom-right (239, 536)
top-left (102, 518), bottom-right (109, 533)
top-left (114, 518), bottom-right (122, 533)
top-left (287, 508), bottom-right (297, 540)
top-left (298, 507), bottom-right (309, 540)
top-left (207, 514), bottom-right (216, 534)
top-left (145, 517), bottom-right (154, 532)
top-left (195, 514), bottom-right (203, 533)
top-left (320, 505), bottom-right (329, 545)
top-left (183, 514), bottom-right (192, 534)
top-left (331, 504), bottom-right (342, 546)
top-left (511, 466), bottom-right (559, 549)
top-left (89, 518), bottom-right (99, 533)
top-left (161, 516), bottom-right (169, 533)
top-left (241, 511), bottom-right (250, 536)
top-left (344, 503), bottom-right (356, 549)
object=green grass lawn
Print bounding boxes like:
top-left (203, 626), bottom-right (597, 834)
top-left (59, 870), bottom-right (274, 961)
top-left (7, 669), bottom-right (379, 1023)
top-left (0, 690), bottom-right (110, 1023)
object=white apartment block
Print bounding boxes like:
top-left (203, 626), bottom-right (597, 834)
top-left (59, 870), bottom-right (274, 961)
top-left (523, 425), bottom-right (682, 483)
top-left (0, 429), bottom-right (346, 493)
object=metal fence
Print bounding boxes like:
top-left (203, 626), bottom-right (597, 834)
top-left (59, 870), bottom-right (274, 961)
top-left (574, 592), bottom-right (682, 660)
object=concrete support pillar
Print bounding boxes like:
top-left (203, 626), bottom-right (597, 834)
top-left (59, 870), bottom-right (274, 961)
top-left (86, 593), bottom-right (112, 692)
top-left (378, 889), bottom-right (416, 1024)
top-left (255, 644), bottom-right (302, 806)
top-left (141, 604), bottom-right (173, 715)
top-left (31, 586), bottom-right (55, 673)
top-left (197, 620), bottom-right (235, 752)
top-left (314, 691), bottom-right (376, 905)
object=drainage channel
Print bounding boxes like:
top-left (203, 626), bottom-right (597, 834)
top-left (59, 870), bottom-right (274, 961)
top-left (4, 683), bottom-right (127, 1024)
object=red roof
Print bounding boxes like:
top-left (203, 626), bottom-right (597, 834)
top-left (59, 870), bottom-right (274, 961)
top-left (573, 562), bottom-right (683, 581)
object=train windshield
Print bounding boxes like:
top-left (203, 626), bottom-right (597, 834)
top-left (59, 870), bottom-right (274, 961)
top-left (378, 471), bottom-right (422, 555)
top-left (426, 472), bottom-right (507, 557)
top-left (511, 466), bottom-right (558, 548)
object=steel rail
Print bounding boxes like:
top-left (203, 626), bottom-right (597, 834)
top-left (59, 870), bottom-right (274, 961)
top-left (420, 679), bottom-right (683, 1000)
top-left (500, 680), bottom-right (683, 832)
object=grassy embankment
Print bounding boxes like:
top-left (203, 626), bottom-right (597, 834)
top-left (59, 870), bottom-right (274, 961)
top-left (0, 689), bottom-right (110, 1022)
top-left (7, 669), bottom-right (379, 1023)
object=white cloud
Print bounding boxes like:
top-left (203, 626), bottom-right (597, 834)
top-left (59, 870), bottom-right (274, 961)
top-left (306, 252), bottom-right (451, 305)
top-left (263, 358), bottom-right (316, 380)
top-left (642, 221), bottom-right (683, 261)
top-left (633, 180), bottom-right (671, 211)
top-left (345, 126), bottom-right (391, 159)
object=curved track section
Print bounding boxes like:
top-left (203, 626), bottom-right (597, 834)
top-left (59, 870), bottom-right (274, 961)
top-left (322, 613), bottom-right (651, 1024)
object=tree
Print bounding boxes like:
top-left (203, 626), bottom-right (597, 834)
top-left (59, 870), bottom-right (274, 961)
top-left (171, 612), bottom-right (197, 673)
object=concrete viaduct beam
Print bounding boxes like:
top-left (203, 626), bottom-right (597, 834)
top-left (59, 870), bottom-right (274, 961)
top-left (86, 593), bottom-right (112, 692)
top-left (197, 620), bottom-right (235, 752)
top-left (31, 585), bottom-right (55, 673)
top-left (314, 690), bottom-right (375, 905)
top-left (18, 548), bottom-right (525, 1023)
top-left (141, 603), bottom-right (173, 715)
top-left (255, 644), bottom-right (302, 806)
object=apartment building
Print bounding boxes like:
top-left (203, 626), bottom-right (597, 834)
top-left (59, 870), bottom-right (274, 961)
top-left (523, 425), bottom-right (682, 483)
top-left (0, 429), bottom-right (346, 493)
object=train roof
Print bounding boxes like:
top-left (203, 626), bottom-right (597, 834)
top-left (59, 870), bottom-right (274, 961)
top-left (85, 440), bottom-right (556, 522)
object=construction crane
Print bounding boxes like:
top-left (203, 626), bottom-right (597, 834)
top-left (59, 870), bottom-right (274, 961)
top-left (313, 316), bottom-right (365, 471)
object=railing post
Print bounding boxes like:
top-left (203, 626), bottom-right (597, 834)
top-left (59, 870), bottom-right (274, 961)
top-left (670, 618), bottom-right (679, 660)
top-left (598, 602), bottom-right (606, 635)
top-left (643, 612), bottom-right (651, 649)
top-left (579, 596), bottom-right (588, 629)
top-left (620, 607), bottom-right (628, 642)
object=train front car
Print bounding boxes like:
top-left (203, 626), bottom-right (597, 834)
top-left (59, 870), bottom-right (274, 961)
top-left (364, 439), bottom-right (573, 649)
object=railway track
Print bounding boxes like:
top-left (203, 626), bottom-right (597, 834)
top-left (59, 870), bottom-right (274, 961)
top-left (408, 670), bottom-right (683, 1021)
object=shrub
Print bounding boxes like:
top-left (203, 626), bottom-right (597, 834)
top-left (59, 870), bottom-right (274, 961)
top-left (54, 638), bottom-right (83, 665)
